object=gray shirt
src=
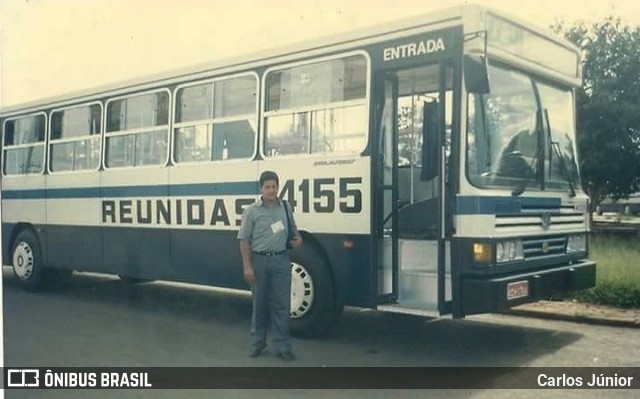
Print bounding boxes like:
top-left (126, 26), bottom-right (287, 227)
top-left (237, 198), bottom-right (298, 253)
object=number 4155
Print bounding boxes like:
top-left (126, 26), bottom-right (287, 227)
top-left (279, 177), bottom-right (362, 214)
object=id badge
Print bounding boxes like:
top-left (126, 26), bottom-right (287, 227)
top-left (270, 220), bottom-right (285, 233)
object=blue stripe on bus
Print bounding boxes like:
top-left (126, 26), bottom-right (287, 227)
top-left (2, 187), bottom-right (565, 216)
top-left (1, 181), bottom-right (259, 200)
top-left (1, 189), bottom-right (50, 200)
top-left (168, 182), bottom-right (259, 196)
top-left (455, 196), bottom-right (563, 215)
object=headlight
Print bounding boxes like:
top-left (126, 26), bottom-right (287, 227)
top-left (567, 234), bottom-right (587, 253)
top-left (507, 241), bottom-right (517, 259)
top-left (473, 243), bottom-right (492, 263)
top-left (496, 242), bottom-right (505, 262)
top-left (496, 239), bottom-right (524, 263)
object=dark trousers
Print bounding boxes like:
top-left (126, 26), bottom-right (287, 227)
top-left (250, 253), bottom-right (292, 353)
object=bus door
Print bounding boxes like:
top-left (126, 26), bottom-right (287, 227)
top-left (376, 62), bottom-right (453, 314)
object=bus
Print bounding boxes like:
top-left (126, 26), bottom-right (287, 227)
top-left (1, 5), bottom-right (595, 336)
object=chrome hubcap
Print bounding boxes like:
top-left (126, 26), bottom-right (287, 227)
top-left (290, 262), bottom-right (314, 319)
top-left (13, 242), bottom-right (34, 280)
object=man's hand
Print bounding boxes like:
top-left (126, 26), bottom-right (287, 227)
top-left (244, 265), bottom-right (256, 285)
top-left (239, 239), bottom-right (254, 284)
top-left (289, 235), bottom-right (303, 249)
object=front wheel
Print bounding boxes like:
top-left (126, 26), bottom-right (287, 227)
top-left (289, 244), bottom-right (338, 338)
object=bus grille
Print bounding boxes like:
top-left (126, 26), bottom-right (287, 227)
top-left (522, 235), bottom-right (567, 259)
top-left (494, 205), bottom-right (585, 234)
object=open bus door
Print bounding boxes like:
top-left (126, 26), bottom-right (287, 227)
top-left (376, 74), bottom-right (400, 303)
top-left (375, 62), bottom-right (453, 315)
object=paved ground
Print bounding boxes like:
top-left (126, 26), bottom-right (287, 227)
top-left (3, 267), bottom-right (640, 398)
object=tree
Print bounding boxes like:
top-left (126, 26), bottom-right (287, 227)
top-left (553, 18), bottom-right (640, 215)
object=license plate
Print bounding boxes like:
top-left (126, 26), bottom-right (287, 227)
top-left (507, 280), bottom-right (529, 300)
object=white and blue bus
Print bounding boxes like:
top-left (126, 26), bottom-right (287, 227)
top-left (1, 5), bottom-right (595, 336)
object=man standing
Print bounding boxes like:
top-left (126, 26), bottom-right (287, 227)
top-left (237, 170), bottom-right (303, 361)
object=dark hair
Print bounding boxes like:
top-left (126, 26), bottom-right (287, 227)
top-left (259, 170), bottom-right (279, 187)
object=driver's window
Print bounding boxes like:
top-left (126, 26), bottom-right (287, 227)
top-left (466, 66), bottom-right (539, 188)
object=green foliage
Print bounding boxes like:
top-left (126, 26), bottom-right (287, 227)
top-left (570, 234), bottom-right (640, 308)
top-left (553, 19), bottom-right (640, 213)
top-left (572, 280), bottom-right (640, 308)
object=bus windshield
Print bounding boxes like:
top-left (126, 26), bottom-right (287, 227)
top-left (466, 64), bottom-right (580, 193)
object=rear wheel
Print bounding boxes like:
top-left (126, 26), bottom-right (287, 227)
top-left (289, 243), bottom-right (338, 337)
top-left (12, 230), bottom-right (45, 291)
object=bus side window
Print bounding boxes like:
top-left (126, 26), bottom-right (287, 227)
top-left (264, 54), bottom-right (368, 157)
top-left (264, 113), bottom-right (309, 156)
top-left (174, 75), bottom-right (257, 163)
top-left (105, 91), bottom-right (170, 168)
top-left (211, 120), bottom-right (255, 160)
top-left (49, 104), bottom-right (102, 173)
top-left (2, 114), bottom-right (46, 175)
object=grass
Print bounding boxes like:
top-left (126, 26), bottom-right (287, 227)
top-left (570, 234), bottom-right (640, 308)
top-left (590, 234), bottom-right (640, 282)
top-left (594, 213), bottom-right (640, 223)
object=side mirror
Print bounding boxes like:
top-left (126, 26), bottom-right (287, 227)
top-left (464, 54), bottom-right (490, 94)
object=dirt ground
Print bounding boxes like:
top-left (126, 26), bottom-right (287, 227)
top-left (509, 300), bottom-right (640, 327)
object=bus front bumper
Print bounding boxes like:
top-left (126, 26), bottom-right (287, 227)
top-left (460, 260), bottom-right (596, 316)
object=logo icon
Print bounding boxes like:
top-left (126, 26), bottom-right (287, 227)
top-left (7, 369), bottom-right (40, 387)
top-left (540, 213), bottom-right (552, 230)
top-left (541, 241), bottom-right (550, 254)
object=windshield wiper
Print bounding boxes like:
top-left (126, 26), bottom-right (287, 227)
top-left (510, 149), bottom-right (540, 196)
top-left (543, 109), bottom-right (576, 198)
top-left (511, 112), bottom-right (544, 197)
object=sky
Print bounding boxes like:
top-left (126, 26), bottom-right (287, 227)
top-left (1, 0), bottom-right (639, 108)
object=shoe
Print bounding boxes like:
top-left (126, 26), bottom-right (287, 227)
top-left (276, 351), bottom-right (295, 361)
top-left (249, 344), bottom-right (266, 358)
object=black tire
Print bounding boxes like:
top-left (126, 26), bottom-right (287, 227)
top-left (11, 229), bottom-right (45, 292)
top-left (288, 243), bottom-right (338, 338)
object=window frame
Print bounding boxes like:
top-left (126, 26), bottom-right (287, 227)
top-left (171, 71), bottom-right (259, 166)
top-left (535, 81), bottom-right (581, 190)
top-left (464, 62), bottom-right (581, 193)
top-left (464, 62), bottom-right (542, 191)
top-left (47, 101), bottom-right (104, 175)
top-left (260, 50), bottom-right (371, 160)
top-left (103, 88), bottom-right (172, 170)
top-left (1, 111), bottom-right (48, 177)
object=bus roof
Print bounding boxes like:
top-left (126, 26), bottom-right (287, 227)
top-left (0, 4), bottom-right (578, 117)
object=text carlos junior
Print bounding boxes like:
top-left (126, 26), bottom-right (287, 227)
top-left (537, 373), bottom-right (634, 388)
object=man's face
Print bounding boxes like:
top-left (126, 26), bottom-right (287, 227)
top-left (260, 179), bottom-right (279, 202)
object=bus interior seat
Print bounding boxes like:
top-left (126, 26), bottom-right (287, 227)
top-left (397, 196), bottom-right (439, 239)
top-left (211, 120), bottom-right (255, 160)
top-left (397, 167), bottom-right (439, 239)
top-left (397, 166), bottom-right (436, 203)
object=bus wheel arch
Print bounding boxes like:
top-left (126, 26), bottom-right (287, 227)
top-left (8, 223), bottom-right (35, 263)
top-left (288, 233), bottom-right (339, 337)
top-left (11, 227), bottom-right (45, 291)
